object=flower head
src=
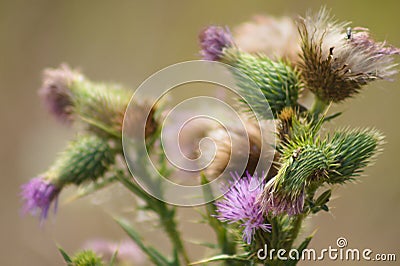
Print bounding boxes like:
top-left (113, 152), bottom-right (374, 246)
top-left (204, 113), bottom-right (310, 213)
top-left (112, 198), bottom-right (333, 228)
top-left (201, 118), bottom-right (275, 180)
top-left (215, 172), bottom-right (271, 244)
top-left (199, 26), bottom-right (234, 61)
top-left (21, 176), bottom-right (60, 220)
top-left (39, 64), bottom-right (82, 124)
top-left (234, 15), bottom-right (301, 62)
top-left (298, 8), bottom-right (400, 103)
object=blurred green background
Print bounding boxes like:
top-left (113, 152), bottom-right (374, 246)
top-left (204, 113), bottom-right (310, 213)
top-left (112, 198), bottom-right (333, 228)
top-left (1, 0), bottom-right (399, 265)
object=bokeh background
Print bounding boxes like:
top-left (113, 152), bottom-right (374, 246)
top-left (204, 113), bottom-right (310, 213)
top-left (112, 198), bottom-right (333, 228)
top-left (1, 0), bottom-right (399, 265)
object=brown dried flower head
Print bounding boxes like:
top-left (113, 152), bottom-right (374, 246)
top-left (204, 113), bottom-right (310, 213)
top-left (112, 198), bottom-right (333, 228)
top-left (298, 8), bottom-right (400, 103)
top-left (201, 118), bottom-right (275, 180)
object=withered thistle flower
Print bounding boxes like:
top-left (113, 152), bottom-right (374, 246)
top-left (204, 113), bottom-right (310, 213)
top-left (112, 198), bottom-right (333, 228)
top-left (123, 100), bottom-right (159, 140)
top-left (215, 172), bottom-right (271, 244)
top-left (234, 15), bottom-right (301, 62)
top-left (199, 26), bottom-right (234, 61)
top-left (298, 8), bottom-right (400, 103)
top-left (39, 64), bottom-right (82, 124)
top-left (21, 176), bottom-right (60, 221)
top-left (201, 118), bottom-right (274, 180)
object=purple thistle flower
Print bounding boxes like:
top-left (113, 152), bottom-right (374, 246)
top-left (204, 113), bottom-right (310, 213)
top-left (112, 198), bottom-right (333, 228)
top-left (39, 64), bottom-right (81, 124)
top-left (21, 177), bottom-right (60, 221)
top-left (199, 26), bottom-right (234, 61)
top-left (215, 172), bottom-right (271, 244)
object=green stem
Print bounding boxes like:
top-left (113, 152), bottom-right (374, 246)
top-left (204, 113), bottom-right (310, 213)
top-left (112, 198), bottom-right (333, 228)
top-left (310, 97), bottom-right (328, 121)
top-left (286, 214), bottom-right (305, 250)
top-left (157, 202), bottom-right (190, 264)
top-left (115, 171), bottom-right (189, 264)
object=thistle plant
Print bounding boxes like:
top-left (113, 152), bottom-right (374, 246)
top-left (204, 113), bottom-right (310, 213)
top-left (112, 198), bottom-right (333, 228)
top-left (21, 7), bottom-right (398, 266)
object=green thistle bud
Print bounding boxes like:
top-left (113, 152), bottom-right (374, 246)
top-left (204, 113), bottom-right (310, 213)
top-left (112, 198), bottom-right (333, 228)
top-left (71, 79), bottom-right (132, 138)
top-left (327, 129), bottom-right (384, 184)
top-left (259, 143), bottom-right (334, 215)
top-left (70, 250), bottom-right (104, 266)
top-left (49, 135), bottom-right (115, 186)
top-left (223, 49), bottom-right (301, 118)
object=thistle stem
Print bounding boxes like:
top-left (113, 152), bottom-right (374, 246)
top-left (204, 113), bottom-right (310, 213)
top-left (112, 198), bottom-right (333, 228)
top-left (310, 97), bottom-right (328, 120)
top-left (157, 202), bottom-right (190, 264)
top-left (115, 171), bottom-right (189, 264)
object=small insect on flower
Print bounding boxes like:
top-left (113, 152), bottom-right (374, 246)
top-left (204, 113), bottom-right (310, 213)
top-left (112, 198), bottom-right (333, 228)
top-left (346, 27), bottom-right (352, 40)
top-left (215, 172), bottom-right (271, 244)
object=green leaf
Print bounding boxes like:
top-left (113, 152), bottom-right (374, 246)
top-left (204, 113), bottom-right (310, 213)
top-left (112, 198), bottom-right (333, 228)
top-left (323, 112), bottom-right (342, 122)
top-left (321, 204), bottom-right (329, 212)
top-left (315, 189), bottom-right (331, 207)
top-left (185, 240), bottom-right (219, 249)
top-left (108, 250), bottom-right (118, 266)
top-left (66, 176), bottom-right (117, 203)
top-left (286, 232), bottom-right (315, 266)
top-left (189, 254), bottom-right (250, 265)
top-left (115, 218), bottom-right (170, 266)
top-left (57, 246), bottom-right (72, 264)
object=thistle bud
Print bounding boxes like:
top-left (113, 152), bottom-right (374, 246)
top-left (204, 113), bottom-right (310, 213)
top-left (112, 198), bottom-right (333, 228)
top-left (258, 144), bottom-right (333, 215)
top-left (328, 129), bottom-right (384, 183)
top-left (70, 250), bottom-right (104, 266)
top-left (73, 81), bottom-right (132, 138)
top-left (298, 8), bottom-right (400, 103)
top-left (223, 49), bottom-right (301, 118)
top-left (51, 135), bottom-right (115, 186)
top-left (21, 135), bottom-right (115, 221)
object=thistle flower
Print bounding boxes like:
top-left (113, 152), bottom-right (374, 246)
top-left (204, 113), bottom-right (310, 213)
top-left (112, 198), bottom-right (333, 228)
top-left (21, 176), bottom-right (60, 220)
top-left (298, 8), bottom-right (400, 103)
top-left (215, 172), bottom-right (271, 244)
top-left (123, 100), bottom-right (159, 141)
top-left (234, 15), bottom-right (301, 62)
top-left (21, 135), bottom-right (115, 221)
top-left (39, 64), bottom-right (82, 124)
top-left (40, 64), bottom-right (133, 138)
top-left (201, 118), bottom-right (275, 180)
top-left (199, 26), bottom-right (234, 61)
